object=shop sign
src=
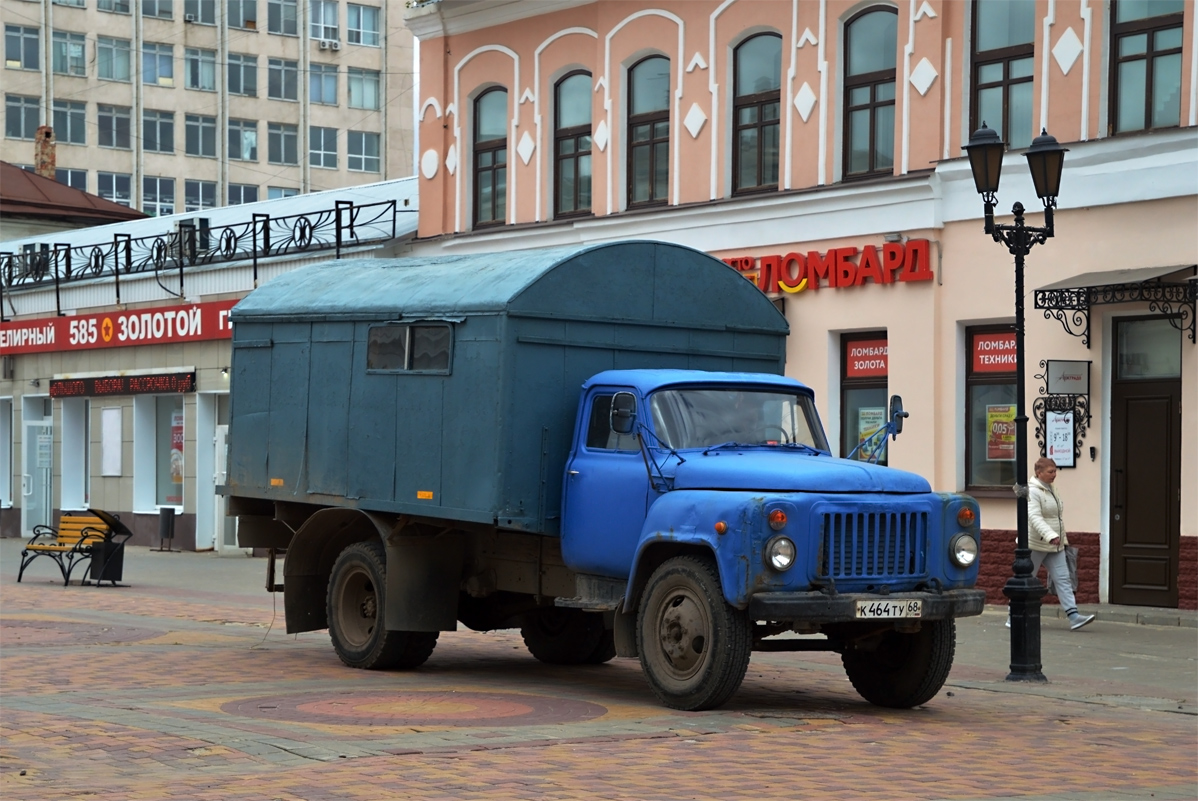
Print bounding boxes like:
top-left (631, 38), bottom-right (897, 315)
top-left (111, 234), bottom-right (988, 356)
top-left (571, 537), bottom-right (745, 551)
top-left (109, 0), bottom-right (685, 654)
top-left (1045, 360), bottom-right (1090, 395)
top-left (972, 332), bottom-right (1017, 373)
top-left (986, 404), bottom-right (1016, 461)
top-left (0, 299), bottom-right (238, 356)
top-left (49, 371), bottom-right (196, 398)
top-left (722, 239), bottom-right (933, 295)
top-left (1046, 411), bottom-right (1075, 468)
top-left (846, 339), bottom-right (888, 378)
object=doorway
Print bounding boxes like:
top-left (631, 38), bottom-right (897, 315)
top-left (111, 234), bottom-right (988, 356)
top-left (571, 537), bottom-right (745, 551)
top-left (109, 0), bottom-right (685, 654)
top-left (1109, 317), bottom-right (1182, 607)
top-left (22, 421), bottom-right (52, 537)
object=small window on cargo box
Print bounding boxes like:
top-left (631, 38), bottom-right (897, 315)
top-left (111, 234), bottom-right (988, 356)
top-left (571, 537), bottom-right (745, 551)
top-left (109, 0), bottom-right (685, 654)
top-left (367, 323), bottom-right (452, 373)
top-left (585, 394), bottom-right (639, 451)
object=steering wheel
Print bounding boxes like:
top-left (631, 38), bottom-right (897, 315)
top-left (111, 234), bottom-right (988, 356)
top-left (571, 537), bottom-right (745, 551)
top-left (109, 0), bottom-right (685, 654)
top-left (754, 425), bottom-right (791, 444)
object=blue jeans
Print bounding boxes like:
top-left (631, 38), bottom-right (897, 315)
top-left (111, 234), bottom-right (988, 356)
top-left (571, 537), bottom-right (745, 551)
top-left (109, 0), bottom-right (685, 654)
top-left (1032, 549), bottom-right (1077, 615)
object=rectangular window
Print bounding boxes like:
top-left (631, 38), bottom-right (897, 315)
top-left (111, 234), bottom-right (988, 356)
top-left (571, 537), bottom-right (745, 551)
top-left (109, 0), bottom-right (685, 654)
top-left (97, 171), bottom-right (132, 206)
top-left (347, 4), bottom-right (379, 46)
top-left (310, 125), bottom-right (337, 167)
top-left (98, 104), bottom-right (132, 148)
top-left (228, 53), bottom-right (257, 96)
top-left (972, 0), bottom-right (1035, 149)
top-left (143, 42), bottom-right (174, 86)
top-left (310, 0), bottom-right (338, 40)
top-left (966, 326), bottom-right (1017, 490)
top-left (143, 176), bottom-right (175, 216)
top-left (143, 0), bottom-right (173, 19)
top-left (143, 109), bottom-right (174, 152)
top-left (53, 100), bottom-right (87, 145)
top-left (310, 63), bottom-right (337, 104)
top-left (5, 25), bottom-right (39, 70)
top-left (841, 333), bottom-right (889, 463)
top-left (228, 183), bottom-right (258, 205)
top-left (184, 0), bottom-right (216, 23)
top-left (60, 398), bottom-right (90, 510)
top-left (267, 121), bottom-right (298, 164)
top-left (98, 37), bottom-right (132, 81)
top-left (99, 0), bottom-right (132, 12)
top-left (347, 67), bottom-right (380, 109)
top-left (185, 48), bottom-right (216, 90)
top-left (347, 129), bottom-right (379, 172)
top-left (268, 58), bottom-right (298, 100)
top-left (228, 118), bottom-right (258, 160)
top-left (267, 0), bottom-right (297, 34)
top-left (366, 324), bottom-right (452, 373)
top-left (56, 168), bottom-right (87, 190)
top-left (184, 178), bottom-right (217, 211)
top-left (0, 399), bottom-right (12, 509)
top-left (185, 113), bottom-right (216, 157)
top-left (53, 0), bottom-right (87, 6)
top-left (52, 31), bottom-right (87, 76)
top-left (155, 396), bottom-right (184, 506)
top-left (268, 186), bottom-right (298, 199)
top-left (1111, 0), bottom-right (1184, 133)
top-left (5, 95), bottom-right (39, 140)
top-left (229, 0), bottom-right (257, 29)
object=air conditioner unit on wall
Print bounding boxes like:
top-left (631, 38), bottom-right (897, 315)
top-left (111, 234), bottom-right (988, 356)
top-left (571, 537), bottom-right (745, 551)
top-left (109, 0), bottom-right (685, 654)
top-left (330, 41), bottom-right (341, 51)
top-left (318, 40), bottom-right (330, 50)
top-left (184, 13), bottom-right (196, 22)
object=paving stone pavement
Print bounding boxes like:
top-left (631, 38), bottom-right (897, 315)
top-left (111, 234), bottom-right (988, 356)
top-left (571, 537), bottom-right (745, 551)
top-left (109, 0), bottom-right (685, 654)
top-left (1, 539), bottom-right (1195, 801)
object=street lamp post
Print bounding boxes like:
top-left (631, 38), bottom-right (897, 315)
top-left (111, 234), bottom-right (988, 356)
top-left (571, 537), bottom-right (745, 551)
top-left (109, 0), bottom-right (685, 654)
top-left (964, 124), bottom-right (1067, 683)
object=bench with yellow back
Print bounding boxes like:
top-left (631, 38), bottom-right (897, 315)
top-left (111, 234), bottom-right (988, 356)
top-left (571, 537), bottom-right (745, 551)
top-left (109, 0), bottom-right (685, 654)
top-left (18, 512), bottom-right (130, 586)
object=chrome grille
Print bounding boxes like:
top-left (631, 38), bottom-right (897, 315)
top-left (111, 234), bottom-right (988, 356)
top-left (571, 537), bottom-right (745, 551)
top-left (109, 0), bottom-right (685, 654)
top-left (818, 511), bottom-right (927, 580)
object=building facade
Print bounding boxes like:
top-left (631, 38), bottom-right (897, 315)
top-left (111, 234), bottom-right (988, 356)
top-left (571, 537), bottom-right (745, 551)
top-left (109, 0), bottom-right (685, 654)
top-left (400, 0), bottom-right (1197, 608)
top-left (2, 0), bottom-right (414, 213)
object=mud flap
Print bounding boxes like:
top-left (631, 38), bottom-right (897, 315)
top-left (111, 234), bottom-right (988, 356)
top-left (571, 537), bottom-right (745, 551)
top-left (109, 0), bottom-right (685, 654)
top-left (613, 600), bottom-right (639, 658)
top-left (385, 532), bottom-right (464, 631)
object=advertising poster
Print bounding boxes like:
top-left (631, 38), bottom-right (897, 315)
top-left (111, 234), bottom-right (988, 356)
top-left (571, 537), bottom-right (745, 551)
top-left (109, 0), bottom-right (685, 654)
top-left (168, 410), bottom-right (184, 504)
top-left (986, 405), bottom-right (1016, 461)
top-left (857, 407), bottom-right (886, 461)
top-left (1046, 411), bottom-right (1075, 468)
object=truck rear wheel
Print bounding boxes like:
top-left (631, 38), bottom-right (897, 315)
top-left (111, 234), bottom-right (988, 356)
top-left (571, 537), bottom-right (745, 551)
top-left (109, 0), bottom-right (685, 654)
top-left (520, 608), bottom-right (615, 665)
top-left (841, 618), bottom-right (956, 708)
top-left (327, 541), bottom-right (438, 670)
top-left (636, 556), bottom-right (751, 711)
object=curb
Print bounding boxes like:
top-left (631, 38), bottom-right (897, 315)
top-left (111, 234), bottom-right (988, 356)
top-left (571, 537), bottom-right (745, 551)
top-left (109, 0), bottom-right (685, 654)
top-left (984, 604), bottom-right (1198, 629)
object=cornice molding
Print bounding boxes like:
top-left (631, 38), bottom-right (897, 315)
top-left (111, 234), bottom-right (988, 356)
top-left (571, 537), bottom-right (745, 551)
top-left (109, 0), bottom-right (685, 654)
top-left (404, 0), bottom-right (596, 40)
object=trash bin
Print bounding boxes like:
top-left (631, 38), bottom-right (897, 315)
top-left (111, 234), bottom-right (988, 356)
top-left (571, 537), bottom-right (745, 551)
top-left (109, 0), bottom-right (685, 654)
top-left (89, 537), bottom-right (124, 583)
top-left (158, 507), bottom-right (176, 551)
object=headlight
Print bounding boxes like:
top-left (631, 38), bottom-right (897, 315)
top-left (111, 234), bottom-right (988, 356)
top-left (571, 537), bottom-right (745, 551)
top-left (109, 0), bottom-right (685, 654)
top-left (949, 533), bottom-right (979, 568)
top-left (765, 536), bottom-right (796, 571)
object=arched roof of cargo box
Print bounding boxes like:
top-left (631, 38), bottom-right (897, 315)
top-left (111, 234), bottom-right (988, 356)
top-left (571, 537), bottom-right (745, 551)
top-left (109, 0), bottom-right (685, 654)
top-left (230, 240), bottom-right (788, 333)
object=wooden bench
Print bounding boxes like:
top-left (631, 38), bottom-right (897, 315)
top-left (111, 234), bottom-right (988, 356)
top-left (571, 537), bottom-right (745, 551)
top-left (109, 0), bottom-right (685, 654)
top-left (18, 511), bottom-right (132, 586)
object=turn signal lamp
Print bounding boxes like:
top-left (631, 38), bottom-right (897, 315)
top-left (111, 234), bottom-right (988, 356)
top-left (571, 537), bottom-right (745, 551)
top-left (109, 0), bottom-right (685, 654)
top-left (957, 507), bottom-right (976, 527)
top-left (714, 521), bottom-right (728, 535)
top-left (768, 509), bottom-right (787, 530)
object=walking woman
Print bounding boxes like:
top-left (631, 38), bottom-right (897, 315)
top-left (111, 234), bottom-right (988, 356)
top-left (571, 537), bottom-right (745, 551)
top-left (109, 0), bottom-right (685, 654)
top-left (1021, 457), bottom-right (1095, 631)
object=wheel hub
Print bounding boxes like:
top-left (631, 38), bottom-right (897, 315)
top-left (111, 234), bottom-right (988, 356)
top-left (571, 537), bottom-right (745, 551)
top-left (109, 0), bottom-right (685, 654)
top-left (657, 591), bottom-right (708, 676)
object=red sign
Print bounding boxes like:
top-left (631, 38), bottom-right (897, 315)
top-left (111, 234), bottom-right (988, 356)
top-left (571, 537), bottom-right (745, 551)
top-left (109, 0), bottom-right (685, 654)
top-left (972, 331), bottom-right (1017, 373)
top-left (0, 299), bottom-right (238, 356)
top-left (722, 239), bottom-right (934, 295)
top-left (846, 339), bottom-right (888, 378)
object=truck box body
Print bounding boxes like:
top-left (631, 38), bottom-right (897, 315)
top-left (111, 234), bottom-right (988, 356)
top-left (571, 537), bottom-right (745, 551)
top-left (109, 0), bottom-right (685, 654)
top-left (227, 241), bottom-right (788, 535)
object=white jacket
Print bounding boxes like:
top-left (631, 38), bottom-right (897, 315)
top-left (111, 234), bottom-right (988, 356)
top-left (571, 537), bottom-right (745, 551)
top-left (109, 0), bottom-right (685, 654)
top-left (1027, 476), bottom-right (1067, 553)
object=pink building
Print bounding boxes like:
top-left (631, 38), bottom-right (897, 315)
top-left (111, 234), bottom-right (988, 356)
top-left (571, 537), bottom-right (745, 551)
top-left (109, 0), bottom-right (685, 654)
top-left (401, 0), bottom-right (1198, 609)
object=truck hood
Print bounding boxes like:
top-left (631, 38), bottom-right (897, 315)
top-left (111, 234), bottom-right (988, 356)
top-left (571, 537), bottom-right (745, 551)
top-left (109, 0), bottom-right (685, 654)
top-left (669, 450), bottom-right (932, 494)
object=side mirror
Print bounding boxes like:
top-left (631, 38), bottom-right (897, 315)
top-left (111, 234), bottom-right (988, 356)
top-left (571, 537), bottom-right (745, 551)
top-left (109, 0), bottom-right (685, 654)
top-left (610, 392), bottom-right (637, 435)
top-left (889, 394), bottom-right (909, 439)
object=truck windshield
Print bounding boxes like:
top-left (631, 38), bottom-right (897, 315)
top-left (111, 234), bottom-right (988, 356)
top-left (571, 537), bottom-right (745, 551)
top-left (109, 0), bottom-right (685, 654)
top-left (649, 387), bottom-right (829, 451)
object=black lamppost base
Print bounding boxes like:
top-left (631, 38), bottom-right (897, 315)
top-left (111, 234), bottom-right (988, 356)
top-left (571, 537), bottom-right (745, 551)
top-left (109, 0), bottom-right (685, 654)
top-left (1003, 569), bottom-right (1049, 683)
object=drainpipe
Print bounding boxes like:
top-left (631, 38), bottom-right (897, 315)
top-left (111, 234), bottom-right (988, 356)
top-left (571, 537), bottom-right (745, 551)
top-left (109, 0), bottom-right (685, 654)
top-left (300, 0), bottom-right (310, 193)
top-left (133, 6), bottom-right (143, 211)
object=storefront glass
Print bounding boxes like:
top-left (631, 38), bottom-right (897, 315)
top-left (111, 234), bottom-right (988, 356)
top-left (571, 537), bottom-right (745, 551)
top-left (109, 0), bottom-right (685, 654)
top-left (841, 333), bottom-right (888, 464)
top-left (966, 327), bottom-right (1016, 489)
top-left (1117, 317), bottom-right (1181, 378)
top-left (155, 396), bottom-right (184, 505)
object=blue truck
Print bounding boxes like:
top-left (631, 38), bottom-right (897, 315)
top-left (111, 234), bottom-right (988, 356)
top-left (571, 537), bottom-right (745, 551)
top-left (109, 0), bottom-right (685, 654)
top-left (225, 240), bottom-right (984, 711)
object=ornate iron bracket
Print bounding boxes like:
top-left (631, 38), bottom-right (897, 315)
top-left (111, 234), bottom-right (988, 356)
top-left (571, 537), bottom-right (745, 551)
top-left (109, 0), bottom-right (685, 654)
top-left (1032, 360), bottom-right (1091, 467)
top-left (1034, 276), bottom-right (1196, 348)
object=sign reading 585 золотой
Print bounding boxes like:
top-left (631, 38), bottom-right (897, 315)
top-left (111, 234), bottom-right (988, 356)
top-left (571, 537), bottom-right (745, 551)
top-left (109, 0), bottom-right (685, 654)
top-left (0, 299), bottom-right (238, 356)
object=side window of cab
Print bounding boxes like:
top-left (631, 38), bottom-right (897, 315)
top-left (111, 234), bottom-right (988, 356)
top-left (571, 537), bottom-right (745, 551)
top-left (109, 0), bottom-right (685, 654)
top-left (585, 393), bottom-right (640, 451)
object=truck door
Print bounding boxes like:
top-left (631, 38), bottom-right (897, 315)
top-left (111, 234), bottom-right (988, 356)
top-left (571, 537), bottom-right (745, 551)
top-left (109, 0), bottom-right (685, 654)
top-left (561, 390), bottom-right (650, 578)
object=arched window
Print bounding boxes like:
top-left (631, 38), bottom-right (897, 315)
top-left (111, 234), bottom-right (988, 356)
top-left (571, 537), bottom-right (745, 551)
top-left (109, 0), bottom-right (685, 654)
top-left (627, 56), bottom-right (670, 207)
top-left (474, 88), bottom-right (508, 227)
top-left (733, 33), bottom-right (782, 194)
top-left (843, 8), bottom-right (897, 178)
top-left (972, 0), bottom-right (1035, 149)
top-left (555, 71), bottom-right (592, 217)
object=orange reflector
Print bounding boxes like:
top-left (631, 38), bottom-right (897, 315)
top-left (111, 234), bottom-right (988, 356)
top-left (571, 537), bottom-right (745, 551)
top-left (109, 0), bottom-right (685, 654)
top-left (768, 509), bottom-right (787, 530)
top-left (957, 507), bottom-right (976, 527)
top-left (714, 521), bottom-right (728, 535)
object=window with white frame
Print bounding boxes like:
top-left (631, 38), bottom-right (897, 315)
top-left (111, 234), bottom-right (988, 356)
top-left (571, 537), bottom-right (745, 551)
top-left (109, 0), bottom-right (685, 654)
top-left (136, 395), bottom-right (185, 508)
top-left (310, 125), bottom-right (337, 167)
top-left (5, 95), bottom-right (38, 140)
top-left (0, 398), bottom-right (12, 509)
top-left (185, 113), bottom-right (216, 157)
top-left (60, 398), bottom-right (90, 510)
top-left (98, 104), bottom-right (132, 148)
top-left (99, 0), bottom-right (132, 12)
top-left (268, 122), bottom-right (298, 164)
top-left (53, 0), bottom-right (86, 6)
top-left (228, 183), bottom-right (258, 204)
top-left (56, 168), bottom-right (87, 190)
top-left (185, 178), bottom-right (216, 210)
top-left (184, 0), bottom-right (216, 23)
top-left (268, 0), bottom-right (297, 34)
top-left (228, 118), bottom-right (258, 160)
top-left (229, 0), bottom-right (257, 29)
top-left (310, 63), bottom-right (337, 104)
top-left (228, 53), bottom-right (257, 96)
top-left (144, 109), bottom-right (175, 152)
top-left (99, 37), bottom-right (132, 81)
top-left (52, 31), bottom-right (87, 76)
top-left (5, 25), bottom-right (39, 70)
top-left (311, 0), bottom-right (338, 40)
top-left (347, 67), bottom-right (379, 109)
top-left (347, 4), bottom-right (379, 46)
top-left (268, 58), bottom-right (298, 100)
top-left (53, 100), bottom-right (86, 145)
top-left (268, 186), bottom-right (298, 199)
top-left (143, 42), bottom-right (174, 86)
top-left (97, 171), bottom-right (132, 206)
top-left (143, 0), bottom-right (173, 19)
top-left (143, 176), bottom-right (175, 216)
top-left (186, 48), bottom-right (216, 90)
top-left (347, 129), bottom-right (379, 172)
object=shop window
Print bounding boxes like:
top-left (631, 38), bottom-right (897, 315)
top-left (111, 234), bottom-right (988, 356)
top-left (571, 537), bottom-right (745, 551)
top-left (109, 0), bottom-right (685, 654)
top-left (966, 326), bottom-right (1017, 490)
top-left (1110, 0), bottom-right (1183, 134)
top-left (841, 333), bottom-right (889, 464)
top-left (366, 323), bottom-right (452, 373)
top-left (843, 7), bottom-right (897, 178)
top-left (733, 33), bottom-right (782, 194)
top-left (60, 398), bottom-right (90, 511)
top-left (0, 398), bottom-right (12, 508)
top-left (627, 55), bottom-right (670, 207)
top-left (554, 71), bottom-right (593, 218)
top-left (972, 0), bottom-right (1035, 149)
top-left (473, 88), bottom-right (508, 227)
top-left (156, 396), bottom-right (184, 506)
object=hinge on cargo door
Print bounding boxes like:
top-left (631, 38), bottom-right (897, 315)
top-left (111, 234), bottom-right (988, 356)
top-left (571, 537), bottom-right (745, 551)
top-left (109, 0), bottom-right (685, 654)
top-left (266, 547), bottom-right (285, 592)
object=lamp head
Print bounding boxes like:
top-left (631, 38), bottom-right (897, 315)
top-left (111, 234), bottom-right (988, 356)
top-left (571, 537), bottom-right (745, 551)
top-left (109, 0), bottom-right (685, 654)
top-left (965, 123), bottom-right (1005, 197)
top-left (1024, 129), bottom-right (1068, 205)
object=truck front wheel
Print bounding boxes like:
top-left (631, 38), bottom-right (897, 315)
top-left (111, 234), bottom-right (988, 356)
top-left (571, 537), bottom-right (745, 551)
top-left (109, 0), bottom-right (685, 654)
top-left (841, 618), bottom-right (956, 708)
top-left (520, 608), bottom-right (615, 665)
top-left (327, 541), bottom-right (439, 670)
top-left (636, 556), bottom-right (752, 711)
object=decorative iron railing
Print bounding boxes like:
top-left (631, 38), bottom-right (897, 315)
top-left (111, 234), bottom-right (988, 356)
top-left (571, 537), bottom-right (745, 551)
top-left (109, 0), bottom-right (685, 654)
top-left (1, 199), bottom-right (410, 320)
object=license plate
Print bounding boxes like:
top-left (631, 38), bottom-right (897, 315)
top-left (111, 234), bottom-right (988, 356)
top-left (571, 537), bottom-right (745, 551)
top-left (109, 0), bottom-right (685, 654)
top-left (855, 599), bottom-right (922, 619)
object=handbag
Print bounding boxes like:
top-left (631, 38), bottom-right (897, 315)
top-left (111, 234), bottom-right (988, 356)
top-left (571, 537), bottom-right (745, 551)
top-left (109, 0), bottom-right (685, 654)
top-left (1045, 545), bottom-right (1080, 594)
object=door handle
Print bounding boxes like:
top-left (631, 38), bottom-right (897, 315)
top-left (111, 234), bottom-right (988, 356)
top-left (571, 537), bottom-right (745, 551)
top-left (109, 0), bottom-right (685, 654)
top-left (568, 470), bottom-right (580, 475)
top-left (22, 475), bottom-right (32, 496)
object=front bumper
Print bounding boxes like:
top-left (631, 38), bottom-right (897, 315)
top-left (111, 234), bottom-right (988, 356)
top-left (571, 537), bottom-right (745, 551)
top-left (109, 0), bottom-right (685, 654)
top-left (747, 588), bottom-right (987, 623)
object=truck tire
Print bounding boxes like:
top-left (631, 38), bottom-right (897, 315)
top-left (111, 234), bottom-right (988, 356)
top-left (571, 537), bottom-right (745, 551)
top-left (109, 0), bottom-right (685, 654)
top-left (327, 541), bottom-right (438, 670)
top-left (841, 618), bottom-right (956, 708)
top-left (520, 608), bottom-right (614, 665)
top-left (636, 556), bottom-right (751, 711)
